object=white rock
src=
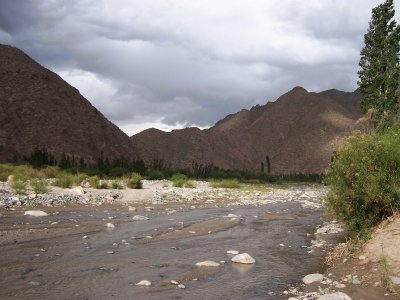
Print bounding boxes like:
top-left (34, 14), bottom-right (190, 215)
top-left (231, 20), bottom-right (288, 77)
top-left (28, 194), bottom-right (37, 200)
top-left (231, 253), bottom-right (255, 264)
top-left (136, 280), bottom-right (151, 286)
top-left (24, 210), bottom-right (48, 217)
top-left (128, 206), bottom-right (137, 212)
top-left (224, 213), bottom-right (239, 218)
top-left (195, 260), bottom-right (220, 267)
top-left (105, 222), bottom-right (115, 228)
top-left (72, 186), bottom-right (84, 195)
top-left (170, 280), bottom-right (179, 285)
top-left (358, 255), bottom-right (366, 260)
top-left (317, 292), bottom-right (352, 300)
top-left (82, 235), bottom-right (88, 239)
top-left (302, 273), bottom-right (324, 284)
top-left (132, 215), bottom-right (149, 221)
top-left (226, 250), bottom-right (239, 255)
top-left (391, 276), bottom-right (400, 285)
top-left (178, 284), bottom-right (185, 289)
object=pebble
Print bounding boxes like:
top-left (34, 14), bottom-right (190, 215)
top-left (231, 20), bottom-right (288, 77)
top-left (28, 281), bottom-right (41, 287)
top-left (317, 292), bottom-right (352, 300)
top-left (105, 223), bottom-right (115, 229)
top-left (24, 210), bottom-right (48, 217)
top-left (195, 260), bottom-right (220, 267)
top-left (170, 280), bottom-right (179, 285)
top-left (302, 273), bottom-right (324, 284)
top-left (106, 251), bottom-right (114, 254)
top-left (82, 236), bottom-right (88, 239)
top-left (132, 215), bottom-right (149, 221)
top-left (231, 253), bottom-right (255, 264)
top-left (136, 280), bottom-right (151, 286)
top-left (177, 284), bottom-right (185, 289)
top-left (226, 250), bottom-right (239, 255)
top-left (128, 206), bottom-right (137, 212)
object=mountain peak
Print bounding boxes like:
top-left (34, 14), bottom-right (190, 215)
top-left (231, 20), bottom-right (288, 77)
top-left (0, 44), bottom-right (135, 163)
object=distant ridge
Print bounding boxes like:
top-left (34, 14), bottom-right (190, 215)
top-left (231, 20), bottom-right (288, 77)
top-left (131, 86), bottom-right (365, 174)
top-left (0, 44), bottom-right (136, 164)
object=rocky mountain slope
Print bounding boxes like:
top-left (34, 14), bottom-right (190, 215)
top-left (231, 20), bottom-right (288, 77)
top-left (131, 87), bottom-right (365, 174)
top-left (0, 44), bottom-right (135, 164)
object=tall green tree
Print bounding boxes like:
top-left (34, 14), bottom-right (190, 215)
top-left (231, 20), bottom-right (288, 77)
top-left (358, 0), bottom-right (400, 123)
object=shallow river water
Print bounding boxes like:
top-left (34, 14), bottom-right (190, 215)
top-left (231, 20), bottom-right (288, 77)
top-left (0, 200), bottom-right (332, 300)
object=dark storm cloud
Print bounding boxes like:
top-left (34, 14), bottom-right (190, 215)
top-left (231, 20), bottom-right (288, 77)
top-left (0, 0), bottom-right (394, 134)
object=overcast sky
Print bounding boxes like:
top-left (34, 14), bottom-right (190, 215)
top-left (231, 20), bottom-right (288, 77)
top-left (0, 0), bottom-right (397, 135)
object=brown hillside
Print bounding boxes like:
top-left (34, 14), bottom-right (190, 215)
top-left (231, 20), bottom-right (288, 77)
top-left (0, 44), bottom-right (135, 164)
top-left (131, 86), bottom-right (364, 174)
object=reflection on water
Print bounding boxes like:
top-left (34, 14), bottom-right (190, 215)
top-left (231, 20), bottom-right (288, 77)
top-left (0, 201), bottom-right (332, 300)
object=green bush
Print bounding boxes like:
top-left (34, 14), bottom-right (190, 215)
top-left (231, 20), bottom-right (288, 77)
top-left (41, 166), bottom-right (62, 178)
top-left (184, 180), bottom-right (195, 188)
top-left (325, 128), bottom-right (400, 238)
top-left (12, 165), bottom-right (40, 181)
top-left (96, 180), bottom-right (110, 189)
top-left (210, 179), bottom-right (241, 189)
top-left (127, 173), bottom-right (142, 189)
top-left (147, 170), bottom-right (165, 180)
top-left (0, 164), bottom-right (15, 181)
top-left (11, 179), bottom-right (28, 194)
top-left (54, 173), bottom-right (76, 188)
top-left (171, 173), bottom-right (195, 188)
top-left (30, 179), bottom-right (49, 194)
top-left (171, 173), bottom-right (187, 187)
top-left (111, 180), bottom-right (124, 189)
top-left (87, 176), bottom-right (100, 188)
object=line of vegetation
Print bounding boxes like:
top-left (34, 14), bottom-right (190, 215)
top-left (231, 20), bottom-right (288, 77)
top-left (210, 179), bottom-right (241, 189)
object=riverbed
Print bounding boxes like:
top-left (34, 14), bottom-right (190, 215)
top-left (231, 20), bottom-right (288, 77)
top-left (0, 183), bottom-right (339, 300)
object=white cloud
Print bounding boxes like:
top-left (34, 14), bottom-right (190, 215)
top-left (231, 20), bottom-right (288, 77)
top-left (1, 0), bottom-right (395, 133)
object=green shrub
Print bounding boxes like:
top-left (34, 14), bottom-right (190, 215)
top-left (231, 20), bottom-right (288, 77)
top-left (54, 173), bottom-right (76, 188)
top-left (127, 173), bottom-right (142, 189)
top-left (11, 179), bottom-right (28, 194)
top-left (88, 176), bottom-right (100, 188)
top-left (96, 180), bottom-right (110, 189)
top-left (12, 165), bottom-right (40, 181)
top-left (41, 166), bottom-right (62, 178)
top-left (171, 173), bottom-right (187, 187)
top-left (171, 173), bottom-right (195, 188)
top-left (210, 179), bottom-right (241, 189)
top-left (184, 180), bottom-right (195, 188)
top-left (30, 179), bottom-right (49, 194)
top-left (325, 128), bottom-right (400, 239)
top-left (171, 173), bottom-right (188, 181)
top-left (111, 180), bottom-right (124, 189)
top-left (147, 170), bottom-right (165, 180)
top-left (0, 164), bottom-right (15, 181)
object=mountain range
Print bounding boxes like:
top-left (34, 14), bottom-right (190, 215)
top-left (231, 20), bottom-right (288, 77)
top-left (0, 44), bottom-right (366, 174)
top-left (131, 87), bottom-right (364, 174)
